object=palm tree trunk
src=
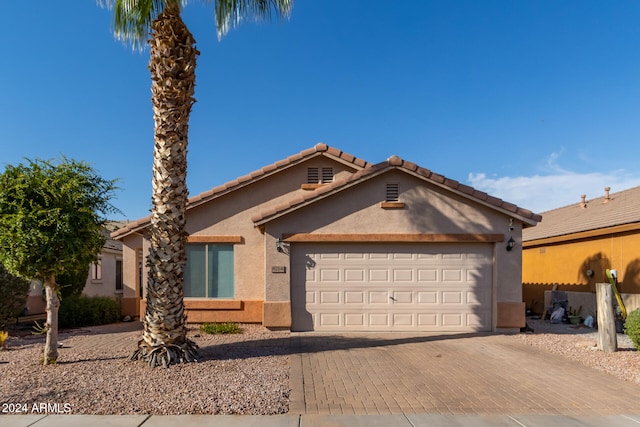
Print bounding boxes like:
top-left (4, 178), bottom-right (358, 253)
top-left (130, 2), bottom-right (199, 367)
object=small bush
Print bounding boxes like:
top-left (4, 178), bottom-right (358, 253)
top-left (0, 263), bottom-right (30, 329)
top-left (58, 295), bottom-right (120, 329)
top-left (0, 330), bottom-right (8, 349)
top-left (624, 309), bottom-right (640, 351)
top-left (199, 322), bottom-right (241, 335)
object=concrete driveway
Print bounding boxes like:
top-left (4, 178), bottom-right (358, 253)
top-left (289, 332), bottom-right (640, 416)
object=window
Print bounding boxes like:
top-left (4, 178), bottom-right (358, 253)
top-left (92, 258), bottom-right (102, 281)
top-left (184, 244), bottom-right (234, 298)
top-left (386, 183), bottom-right (399, 202)
top-left (115, 259), bottom-right (123, 292)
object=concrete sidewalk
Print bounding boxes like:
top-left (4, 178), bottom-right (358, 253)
top-left (4, 413), bottom-right (640, 426)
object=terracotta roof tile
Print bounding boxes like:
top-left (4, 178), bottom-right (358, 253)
top-left (112, 143), bottom-right (369, 239)
top-left (458, 184), bottom-right (474, 195)
top-left (473, 190), bottom-right (488, 201)
top-left (523, 185), bottom-right (640, 241)
top-left (502, 201), bottom-right (517, 213)
top-left (326, 146), bottom-right (342, 157)
top-left (112, 146), bottom-right (542, 240)
top-left (353, 158), bottom-right (368, 168)
top-left (253, 156), bottom-right (542, 226)
top-left (444, 178), bottom-right (459, 189)
top-left (430, 173), bottom-right (445, 184)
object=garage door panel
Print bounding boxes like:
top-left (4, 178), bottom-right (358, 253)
top-left (442, 313), bottom-right (464, 327)
top-left (320, 269), bottom-right (340, 281)
top-left (345, 313), bottom-right (365, 326)
top-left (418, 291), bottom-right (438, 304)
top-left (369, 291), bottom-right (389, 304)
top-left (345, 269), bottom-right (365, 281)
top-left (306, 291), bottom-right (316, 304)
top-left (369, 270), bottom-right (389, 281)
top-left (291, 243), bottom-right (492, 332)
top-left (418, 313), bottom-right (438, 326)
top-left (345, 291), bottom-right (364, 304)
top-left (393, 269), bottom-right (413, 281)
top-left (418, 269), bottom-right (438, 281)
top-left (320, 291), bottom-right (340, 304)
top-left (319, 313), bottom-right (340, 327)
top-left (392, 291), bottom-right (413, 303)
top-left (442, 269), bottom-right (463, 281)
top-left (442, 291), bottom-right (463, 304)
top-left (393, 313), bottom-right (414, 326)
top-left (369, 313), bottom-right (391, 326)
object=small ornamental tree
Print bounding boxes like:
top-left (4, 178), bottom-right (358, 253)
top-left (0, 157), bottom-right (118, 364)
top-left (56, 262), bottom-right (91, 299)
top-left (0, 262), bottom-right (30, 330)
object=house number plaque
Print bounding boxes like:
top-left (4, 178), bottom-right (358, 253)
top-left (272, 266), bottom-right (286, 273)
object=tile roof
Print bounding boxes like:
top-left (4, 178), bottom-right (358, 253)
top-left (111, 143), bottom-right (369, 239)
top-left (252, 155), bottom-right (542, 226)
top-left (102, 221), bottom-right (125, 251)
top-left (522, 185), bottom-right (640, 242)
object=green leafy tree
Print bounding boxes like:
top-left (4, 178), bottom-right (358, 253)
top-left (56, 262), bottom-right (91, 299)
top-left (99, 0), bottom-right (293, 367)
top-left (0, 158), bottom-right (118, 364)
top-left (0, 263), bottom-right (30, 330)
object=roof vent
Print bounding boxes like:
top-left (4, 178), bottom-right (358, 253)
top-left (580, 194), bottom-right (587, 208)
top-left (604, 187), bottom-right (611, 203)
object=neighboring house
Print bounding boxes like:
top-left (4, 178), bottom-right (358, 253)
top-left (522, 186), bottom-right (640, 315)
top-left (112, 143), bottom-right (541, 332)
top-left (25, 222), bottom-right (124, 315)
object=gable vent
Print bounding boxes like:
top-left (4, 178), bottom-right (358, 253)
top-left (386, 183), bottom-right (399, 202)
top-left (307, 168), bottom-right (319, 184)
top-left (322, 167), bottom-right (334, 183)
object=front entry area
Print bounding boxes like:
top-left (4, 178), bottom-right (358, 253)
top-left (290, 242), bottom-right (493, 332)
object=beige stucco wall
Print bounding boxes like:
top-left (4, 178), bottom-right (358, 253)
top-left (118, 155), bottom-right (362, 322)
top-left (262, 171), bottom-right (525, 329)
top-left (120, 234), bottom-right (143, 316)
top-left (25, 247), bottom-right (125, 315)
top-left (82, 248), bottom-right (121, 298)
top-left (116, 160), bottom-right (527, 329)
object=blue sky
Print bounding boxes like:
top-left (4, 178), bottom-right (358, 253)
top-left (2, 1), bottom-right (640, 220)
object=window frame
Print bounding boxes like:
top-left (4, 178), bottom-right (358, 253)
top-left (184, 243), bottom-right (235, 299)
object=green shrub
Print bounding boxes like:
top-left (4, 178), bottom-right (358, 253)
top-left (56, 265), bottom-right (90, 299)
top-left (624, 308), bottom-right (640, 351)
top-left (58, 295), bottom-right (120, 328)
top-left (0, 263), bottom-right (30, 329)
top-left (199, 322), bottom-right (241, 335)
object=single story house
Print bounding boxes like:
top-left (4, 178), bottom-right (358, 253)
top-left (523, 186), bottom-right (640, 315)
top-left (112, 143), bottom-right (541, 332)
top-left (25, 222), bottom-right (124, 315)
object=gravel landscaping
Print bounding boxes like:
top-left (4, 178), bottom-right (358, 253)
top-left (1, 317), bottom-right (639, 415)
top-left (0, 323), bottom-right (291, 415)
top-left (514, 317), bottom-right (640, 385)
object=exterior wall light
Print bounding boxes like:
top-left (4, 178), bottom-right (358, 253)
top-left (506, 237), bottom-right (515, 252)
top-left (276, 238), bottom-right (284, 253)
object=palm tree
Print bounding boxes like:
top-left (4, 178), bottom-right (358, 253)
top-left (100, 0), bottom-right (293, 367)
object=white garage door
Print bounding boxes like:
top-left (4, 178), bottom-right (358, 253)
top-left (291, 242), bottom-right (493, 332)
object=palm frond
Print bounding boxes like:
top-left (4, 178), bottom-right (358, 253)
top-left (213, 0), bottom-right (293, 40)
top-left (100, 0), bottom-right (183, 50)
